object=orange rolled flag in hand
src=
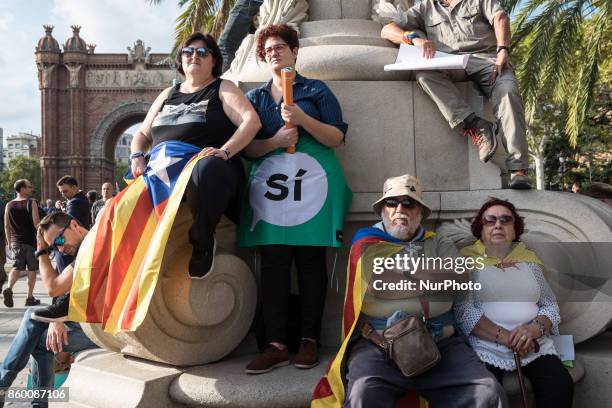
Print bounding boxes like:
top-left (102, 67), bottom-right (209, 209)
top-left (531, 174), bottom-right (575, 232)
top-left (281, 66), bottom-right (296, 153)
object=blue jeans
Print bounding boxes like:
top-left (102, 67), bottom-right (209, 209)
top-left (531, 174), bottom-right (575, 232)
top-left (218, 0), bottom-right (264, 72)
top-left (0, 307), bottom-right (98, 407)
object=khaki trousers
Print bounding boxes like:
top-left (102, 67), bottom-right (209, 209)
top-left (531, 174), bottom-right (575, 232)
top-left (416, 54), bottom-right (529, 171)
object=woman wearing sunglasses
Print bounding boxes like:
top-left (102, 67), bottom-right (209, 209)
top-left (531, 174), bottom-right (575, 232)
top-left (129, 32), bottom-right (260, 278)
top-left (455, 198), bottom-right (573, 407)
top-left (240, 24), bottom-right (351, 374)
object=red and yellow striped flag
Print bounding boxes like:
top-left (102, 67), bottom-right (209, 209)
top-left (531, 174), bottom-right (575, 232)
top-left (68, 141), bottom-right (203, 333)
top-left (311, 227), bottom-right (434, 408)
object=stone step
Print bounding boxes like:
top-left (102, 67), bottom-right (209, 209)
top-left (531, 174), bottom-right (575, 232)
top-left (63, 343), bottom-right (586, 407)
top-left (62, 349), bottom-right (184, 408)
top-left (169, 350), bottom-right (333, 408)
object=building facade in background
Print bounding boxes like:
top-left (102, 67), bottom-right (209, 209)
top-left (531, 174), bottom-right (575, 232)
top-left (35, 25), bottom-right (177, 199)
top-left (114, 133), bottom-right (133, 164)
top-left (3, 132), bottom-right (40, 168)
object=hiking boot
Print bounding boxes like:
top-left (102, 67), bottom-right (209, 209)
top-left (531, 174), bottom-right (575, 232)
top-left (294, 339), bottom-right (319, 369)
top-left (3, 288), bottom-right (13, 308)
top-left (462, 118), bottom-right (498, 163)
top-left (25, 297), bottom-right (41, 307)
top-left (245, 344), bottom-right (290, 374)
top-left (31, 293), bottom-right (69, 323)
top-left (509, 169), bottom-right (532, 190)
top-left (189, 239), bottom-right (216, 279)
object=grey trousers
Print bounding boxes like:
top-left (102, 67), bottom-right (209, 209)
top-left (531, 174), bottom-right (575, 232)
top-left (416, 54), bottom-right (528, 171)
top-left (344, 337), bottom-right (508, 408)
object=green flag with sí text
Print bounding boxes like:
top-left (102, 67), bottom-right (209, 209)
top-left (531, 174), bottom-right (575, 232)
top-left (239, 135), bottom-right (352, 248)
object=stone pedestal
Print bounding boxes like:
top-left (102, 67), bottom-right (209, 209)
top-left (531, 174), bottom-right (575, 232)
top-left (61, 349), bottom-right (184, 408)
top-left (573, 332), bottom-right (612, 408)
top-left (81, 205), bottom-right (258, 366)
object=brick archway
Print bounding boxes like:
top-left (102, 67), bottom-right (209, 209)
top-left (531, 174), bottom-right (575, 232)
top-left (88, 101), bottom-right (151, 188)
top-left (35, 29), bottom-right (179, 199)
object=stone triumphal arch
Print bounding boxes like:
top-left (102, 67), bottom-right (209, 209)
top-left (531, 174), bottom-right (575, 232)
top-left (35, 25), bottom-right (179, 198)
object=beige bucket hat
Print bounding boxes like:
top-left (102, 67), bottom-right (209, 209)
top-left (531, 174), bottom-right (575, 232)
top-left (372, 174), bottom-right (431, 219)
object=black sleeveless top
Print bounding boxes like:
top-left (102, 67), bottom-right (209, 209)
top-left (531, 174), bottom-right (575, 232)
top-left (6, 200), bottom-right (36, 245)
top-left (150, 79), bottom-right (237, 149)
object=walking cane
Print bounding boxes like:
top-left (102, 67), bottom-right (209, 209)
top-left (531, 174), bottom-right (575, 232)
top-left (513, 352), bottom-right (529, 408)
top-left (514, 340), bottom-right (539, 408)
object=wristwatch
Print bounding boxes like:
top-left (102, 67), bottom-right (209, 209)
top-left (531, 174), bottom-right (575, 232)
top-left (496, 46), bottom-right (509, 54)
top-left (34, 247), bottom-right (52, 258)
top-left (129, 151), bottom-right (145, 160)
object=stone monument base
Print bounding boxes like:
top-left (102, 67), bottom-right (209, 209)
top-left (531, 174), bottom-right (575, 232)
top-left (63, 332), bottom-right (591, 408)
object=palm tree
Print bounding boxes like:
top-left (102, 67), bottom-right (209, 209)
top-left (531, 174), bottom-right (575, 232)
top-left (503, 0), bottom-right (611, 147)
top-left (149, 0), bottom-right (235, 54)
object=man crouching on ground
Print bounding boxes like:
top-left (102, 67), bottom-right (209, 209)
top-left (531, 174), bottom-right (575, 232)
top-left (0, 212), bottom-right (97, 408)
top-left (311, 174), bottom-right (506, 408)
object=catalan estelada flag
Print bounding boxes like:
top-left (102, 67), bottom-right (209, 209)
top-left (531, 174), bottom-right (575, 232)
top-left (68, 140), bottom-right (203, 333)
top-left (311, 227), bottom-right (434, 408)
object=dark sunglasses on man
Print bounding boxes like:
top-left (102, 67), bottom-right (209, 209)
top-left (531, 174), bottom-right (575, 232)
top-left (52, 226), bottom-right (68, 247)
top-left (383, 197), bottom-right (417, 209)
top-left (482, 214), bottom-right (514, 226)
top-left (34, 224), bottom-right (68, 258)
top-left (181, 46), bottom-right (210, 58)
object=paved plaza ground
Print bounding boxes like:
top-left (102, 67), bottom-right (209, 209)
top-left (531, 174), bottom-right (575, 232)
top-left (1, 272), bottom-right (53, 407)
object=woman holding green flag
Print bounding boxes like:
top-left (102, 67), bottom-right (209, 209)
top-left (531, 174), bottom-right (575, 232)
top-left (240, 24), bottom-right (351, 375)
top-left (455, 198), bottom-right (573, 407)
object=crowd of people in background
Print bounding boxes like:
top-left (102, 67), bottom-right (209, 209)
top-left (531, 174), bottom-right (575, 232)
top-left (0, 177), bottom-right (116, 309)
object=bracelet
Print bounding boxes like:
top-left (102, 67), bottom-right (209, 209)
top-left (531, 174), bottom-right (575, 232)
top-left (530, 318), bottom-right (546, 337)
top-left (401, 31), bottom-right (420, 45)
top-left (129, 151), bottom-right (145, 160)
top-left (494, 326), bottom-right (502, 345)
top-left (222, 148), bottom-right (231, 159)
top-left (496, 45), bottom-right (509, 54)
top-left (34, 247), bottom-right (52, 258)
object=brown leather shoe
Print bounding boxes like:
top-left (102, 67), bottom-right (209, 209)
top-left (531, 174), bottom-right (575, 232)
top-left (294, 339), bottom-right (319, 369)
top-left (245, 344), bottom-right (290, 374)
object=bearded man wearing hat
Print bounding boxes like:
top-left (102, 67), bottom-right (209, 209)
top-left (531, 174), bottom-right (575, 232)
top-left (311, 174), bottom-right (506, 408)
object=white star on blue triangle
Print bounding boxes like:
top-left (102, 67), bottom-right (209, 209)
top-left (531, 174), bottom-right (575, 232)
top-left (142, 141), bottom-right (201, 207)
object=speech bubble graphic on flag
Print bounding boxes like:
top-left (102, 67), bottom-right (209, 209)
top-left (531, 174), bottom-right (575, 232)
top-left (249, 152), bottom-right (327, 231)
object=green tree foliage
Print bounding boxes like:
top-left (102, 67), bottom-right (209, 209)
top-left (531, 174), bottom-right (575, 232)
top-left (149, 0), bottom-right (236, 55)
top-left (544, 84), bottom-right (612, 189)
top-left (0, 157), bottom-right (41, 201)
top-left (503, 0), bottom-right (612, 147)
top-left (115, 162), bottom-right (129, 191)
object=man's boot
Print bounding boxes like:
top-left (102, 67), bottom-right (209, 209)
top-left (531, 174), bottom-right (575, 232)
top-left (461, 116), bottom-right (498, 163)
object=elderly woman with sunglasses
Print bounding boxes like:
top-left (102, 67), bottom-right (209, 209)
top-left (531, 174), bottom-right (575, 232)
top-left (129, 32), bottom-right (260, 278)
top-left (240, 24), bottom-right (351, 374)
top-left (454, 198), bottom-right (573, 407)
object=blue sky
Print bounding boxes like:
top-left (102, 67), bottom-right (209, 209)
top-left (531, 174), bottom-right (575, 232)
top-left (0, 0), bottom-right (181, 142)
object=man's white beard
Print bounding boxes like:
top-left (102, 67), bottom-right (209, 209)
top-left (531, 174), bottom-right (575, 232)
top-left (382, 211), bottom-right (422, 241)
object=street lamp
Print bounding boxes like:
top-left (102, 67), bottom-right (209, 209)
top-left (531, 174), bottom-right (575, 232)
top-left (558, 154), bottom-right (567, 191)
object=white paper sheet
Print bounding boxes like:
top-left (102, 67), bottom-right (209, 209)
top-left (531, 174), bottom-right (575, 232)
top-left (384, 43), bottom-right (470, 71)
top-left (551, 335), bottom-right (575, 361)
